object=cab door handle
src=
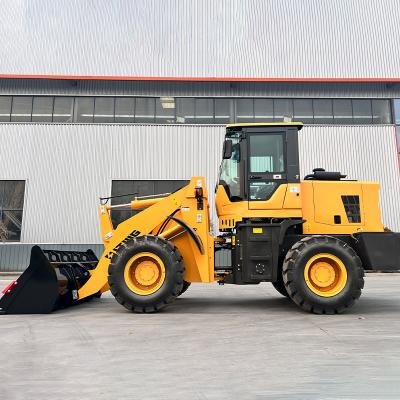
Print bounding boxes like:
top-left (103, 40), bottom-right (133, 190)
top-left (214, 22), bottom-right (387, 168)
top-left (249, 175), bottom-right (262, 179)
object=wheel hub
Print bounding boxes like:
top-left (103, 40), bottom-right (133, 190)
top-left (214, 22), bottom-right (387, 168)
top-left (304, 253), bottom-right (348, 297)
top-left (134, 260), bottom-right (160, 286)
top-left (310, 262), bottom-right (336, 287)
top-left (124, 252), bottom-right (166, 296)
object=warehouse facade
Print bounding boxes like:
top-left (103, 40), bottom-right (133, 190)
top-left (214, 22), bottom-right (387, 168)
top-left (1, 0), bottom-right (400, 270)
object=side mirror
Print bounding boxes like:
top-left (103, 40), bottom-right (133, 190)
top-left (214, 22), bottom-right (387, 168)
top-left (223, 140), bottom-right (233, 159)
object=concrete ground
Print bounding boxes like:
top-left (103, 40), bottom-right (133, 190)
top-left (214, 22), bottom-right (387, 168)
top-left (0, 274), bottom-right (400, 400)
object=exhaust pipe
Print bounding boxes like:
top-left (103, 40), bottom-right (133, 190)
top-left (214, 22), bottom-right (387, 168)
top-left (0, 245), bottom-right (99, 314)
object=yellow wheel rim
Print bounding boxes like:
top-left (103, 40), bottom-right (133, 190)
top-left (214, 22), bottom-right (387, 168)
top-left (124, 252), bottom-right (166, 296)
top-left (304, 253), bottom-right (347, 297)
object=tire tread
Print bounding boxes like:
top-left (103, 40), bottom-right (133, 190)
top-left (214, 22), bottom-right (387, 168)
top-left (283, 235), bottom-right (364, 314)
top-left (108, 235), bottom-right (184, 313)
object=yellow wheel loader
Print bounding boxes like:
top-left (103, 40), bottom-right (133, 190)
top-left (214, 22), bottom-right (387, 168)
top-left (1, 122), bottom-right (399, 314)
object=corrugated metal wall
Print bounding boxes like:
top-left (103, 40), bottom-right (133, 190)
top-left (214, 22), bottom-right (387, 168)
top-left (0, 0), bottom-right (400, 78)
top-left (0, 124), bottom-right (224, 244)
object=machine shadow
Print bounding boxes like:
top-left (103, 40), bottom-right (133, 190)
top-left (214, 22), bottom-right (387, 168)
top-left (52, 293), bottom-right (400, 316)
top-left (169, 293), bottom-right (400, 316)
top-left (55, 295), bottom-right (297, 315)
top-left (165, 295), bottom-right (299, 314)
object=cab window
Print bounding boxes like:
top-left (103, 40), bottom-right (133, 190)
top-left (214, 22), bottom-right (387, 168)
top-left (219, 136), bottom-right (242, 200)
top-left (249, 134), bottom-right (284, 173)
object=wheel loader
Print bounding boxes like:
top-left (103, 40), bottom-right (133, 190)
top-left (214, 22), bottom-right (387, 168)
top-left (1, 122), bottom-right (400, 315)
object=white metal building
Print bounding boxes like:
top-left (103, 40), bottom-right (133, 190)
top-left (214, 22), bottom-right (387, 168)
top-left (1, 0), bottom-right (400, 270)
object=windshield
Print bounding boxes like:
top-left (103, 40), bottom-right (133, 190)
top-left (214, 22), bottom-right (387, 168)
top-left (218, 134), bottom-right (241, 200)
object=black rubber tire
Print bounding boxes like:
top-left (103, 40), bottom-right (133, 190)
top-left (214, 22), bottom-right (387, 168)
top-left (272, 257), bottom-right (289, 297)
top-left (178, 280), bottom-right (191, 296)
top-left (108, 235), bottom-right (184, 313)
top-left (282, 235), bottom-right (364, 314)
top-left (272, 275), bottom-right (289, 298)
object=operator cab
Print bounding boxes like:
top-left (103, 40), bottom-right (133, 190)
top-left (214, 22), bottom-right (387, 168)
top-left (218, 122), bottom-right (303, 202)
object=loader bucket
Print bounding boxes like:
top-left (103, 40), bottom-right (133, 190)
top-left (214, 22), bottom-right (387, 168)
top-left (0, 245), bottom-right (99, 314)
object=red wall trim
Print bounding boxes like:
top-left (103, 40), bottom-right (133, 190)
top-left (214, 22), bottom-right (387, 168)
top-left (1, 74), bottom-right (400, 82)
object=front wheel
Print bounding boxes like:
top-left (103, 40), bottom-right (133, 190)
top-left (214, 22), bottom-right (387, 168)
top-left (108, 235), bottom-right (184, 313)
top-left (282, 235), bottom-right (364, 314)
top-left (178, 281), bottom-right (191, 296)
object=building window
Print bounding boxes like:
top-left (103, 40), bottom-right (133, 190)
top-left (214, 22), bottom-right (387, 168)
top-left (333, 99), bottom-right (353, 124)
top-left (195, 98), bottom-right (214, 124)
top-left (0, 96), bottom-right (12, 122)
top-left (274, 99), bottom-right (293, 121)
top-left (32, 97), bottom-right (54, 123)
top-left (352, 100), bottom-right (372, 124)
top-left (11, 97), bottom-right (32, 122)
top-left (94, 97), bottom-right (115, 123)
top-left (254, 99), bottom-right (273, 122)
top-left (293, 99), bottom-right (313, 124)
top-left (236, 99), bottom-right (254, 122)
top-left (115, 97), bottom-right (135, 123)
top-left (110, 180), bottom-right (188, 226)
top-left (135, 97), bottom-right (155, 123)
top-left (0, 95), bottom-right (394, 126)
top-left (215, 99), bottom-right (232, 124)
top-left (53, 97), bottom-right (74, 123)
top-left (176, 98), bottom-right (195, 123)
top-left (75, 97), bottom-right (94, 123)
top-left (156, 97), bottom-right (175, 124)
top-left (372, 100), bottom-right (391, 124)
top-left (0, 180), bottom-right (25, 242)
top-left (313, 99), bottom-right (333, 124)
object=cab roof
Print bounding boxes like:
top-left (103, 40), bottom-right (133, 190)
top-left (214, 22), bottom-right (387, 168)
top-left (226, 122), bottom-right (303, 130)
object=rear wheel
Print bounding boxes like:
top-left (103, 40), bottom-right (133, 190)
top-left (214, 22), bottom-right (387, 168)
top-left (108, 235), bottom-right (184, 313)
top-left (272, 267), bottom-right (289, 297)
top-left (272, 281), bottom-right (289, 298)
top-left (283, 235), bottom-right (364, 314)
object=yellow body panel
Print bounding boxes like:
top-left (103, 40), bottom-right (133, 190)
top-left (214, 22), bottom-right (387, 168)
top-left (216, 184), bottom-right (302, 230)
top-left (216, 180), bottom-right (384, 234)
top-left (79, 177), bottom-right (215, 300)
top-left (301, 181), bottom-right (384, 234)
top-left (283, 183), bottom-right (302, 209)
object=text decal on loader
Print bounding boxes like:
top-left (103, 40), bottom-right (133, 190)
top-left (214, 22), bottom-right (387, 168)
top-left (104, 229), bottom-right (141, 259)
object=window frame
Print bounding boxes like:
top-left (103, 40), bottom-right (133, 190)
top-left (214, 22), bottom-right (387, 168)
top-left (0, 95), bottom-right (394, 126)
top-left (0, 180), bottom-right (26, 242)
